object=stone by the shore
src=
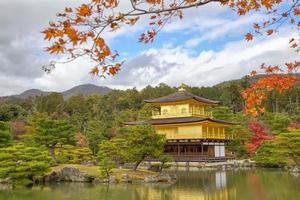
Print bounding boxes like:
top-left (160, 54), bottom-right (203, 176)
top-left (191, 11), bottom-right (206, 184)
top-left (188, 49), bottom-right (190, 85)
top-left (43, 166), bottom-right (178, 185)
top-left (144, 175), bottom-right (158, 183)
top-left (44, 167), bottom-right (92, 182)
top-left (290, 166), bottom-right (300, 173)
top-left (144, 174), bottom-right (177, 184)
top-left (121, 174), bottom-right (132, 183)
top-left (109, 176), bottom-right (117, 184)
top-left (289, 166), bottom-right (300, 177)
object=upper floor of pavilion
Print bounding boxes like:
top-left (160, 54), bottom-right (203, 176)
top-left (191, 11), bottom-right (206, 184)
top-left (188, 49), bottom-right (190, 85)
top-left (145, 86), bottom-right (220, 119)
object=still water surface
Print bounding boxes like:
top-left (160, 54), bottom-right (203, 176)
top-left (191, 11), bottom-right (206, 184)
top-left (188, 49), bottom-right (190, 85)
top-left (0, 169), bottom-right (299, 200)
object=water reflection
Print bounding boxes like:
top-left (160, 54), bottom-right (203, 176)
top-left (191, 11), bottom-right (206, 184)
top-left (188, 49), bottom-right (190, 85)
top-left (215, 171), bottom-right (226, 189)
top-left (0, 170), bottom-right (299, 200)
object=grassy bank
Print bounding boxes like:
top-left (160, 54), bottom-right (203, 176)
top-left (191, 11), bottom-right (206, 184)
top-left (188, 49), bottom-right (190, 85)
top-left (49, 164), bottom-right (158, 180)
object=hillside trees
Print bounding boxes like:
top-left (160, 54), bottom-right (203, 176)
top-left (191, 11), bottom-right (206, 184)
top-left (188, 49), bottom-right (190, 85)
top-left (65, 95), bottom-right (90, 132)
top-left (86, 120), bottom-right (110, 155)
top-left (35, 93), bottom-right (64, 114)
top-left (220, 82), bottom-right (244, 113)
top-left (0, 104), bottom-right (26, 122)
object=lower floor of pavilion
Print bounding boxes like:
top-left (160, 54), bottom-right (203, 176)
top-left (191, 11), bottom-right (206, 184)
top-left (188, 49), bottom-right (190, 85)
top-left (163, 139), bottom-right (231, 162)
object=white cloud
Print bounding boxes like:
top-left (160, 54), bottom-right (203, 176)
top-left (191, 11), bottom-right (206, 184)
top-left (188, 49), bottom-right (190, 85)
top-left (29, 30), bottom-right (298, 93)
top-left (185, 13), bottom-right (262, 47)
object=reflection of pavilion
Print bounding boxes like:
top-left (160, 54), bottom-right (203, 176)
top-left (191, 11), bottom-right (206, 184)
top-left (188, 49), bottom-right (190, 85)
top-left (132, 171), bottom-right (237, 200)
top-left (215, 171), bottom-right (226, 189)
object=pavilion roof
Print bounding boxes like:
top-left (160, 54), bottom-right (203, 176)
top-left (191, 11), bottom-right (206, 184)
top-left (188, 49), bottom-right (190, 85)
top-left (125, 117), bottom-right (237, 126)
top-left (144, 90), bottom-right (220, 105)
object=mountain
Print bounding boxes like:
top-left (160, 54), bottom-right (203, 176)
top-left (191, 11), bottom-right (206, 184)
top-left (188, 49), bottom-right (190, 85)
top-left (10, 84), bottom-right (112, 99)
top-left (62, 84), bottom-right (112, 99)
top-left (18, 89), bottom-right (50, 99)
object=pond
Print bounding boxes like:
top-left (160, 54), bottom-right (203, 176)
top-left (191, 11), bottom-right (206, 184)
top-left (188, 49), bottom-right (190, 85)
top-left (0, 169), bottom-right (299, 200)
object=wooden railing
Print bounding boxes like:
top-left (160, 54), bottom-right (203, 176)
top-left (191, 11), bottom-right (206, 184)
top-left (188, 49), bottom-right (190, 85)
top-left (145, 155), bottom-right (232, 162)
top-left (161, 132), bottom-right (234, 140)
top-left (200, 132), bottom-right (234, 140)
top-left (152, 110), bottom-right (212, 119)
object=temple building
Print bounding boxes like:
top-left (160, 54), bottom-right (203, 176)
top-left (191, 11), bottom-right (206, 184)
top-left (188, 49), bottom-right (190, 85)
top-left (126, 86), bottom-right (236, 162)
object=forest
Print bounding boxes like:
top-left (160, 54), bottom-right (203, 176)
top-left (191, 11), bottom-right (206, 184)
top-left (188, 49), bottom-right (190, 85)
top-left (0, 76), bottom-right (300, 186)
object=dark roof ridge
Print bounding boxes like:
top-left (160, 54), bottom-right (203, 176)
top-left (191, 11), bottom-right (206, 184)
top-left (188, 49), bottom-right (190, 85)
top-left (144, 90), bottom-right (220, 105)
top-left (125, 116), bottom-right (237, 126)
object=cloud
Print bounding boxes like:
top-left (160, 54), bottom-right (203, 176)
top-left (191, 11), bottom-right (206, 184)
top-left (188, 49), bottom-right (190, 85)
top-left (109, 30), bottom-right (298, 88)
top-left (0, 0), bottom-right (83, 95)
top-left (184, 13), bottom-right (262, 47)
top-left (31, 30), bottom-right (298, 93)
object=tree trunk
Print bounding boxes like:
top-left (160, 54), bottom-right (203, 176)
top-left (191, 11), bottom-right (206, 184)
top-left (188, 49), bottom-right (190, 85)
top-left (50, 145), bottom-right (57, 163)
top-left (93, 144), bottom-right (97, 156)
top-left (133, 160), bottom-right (143, 171)
top-left (160, 161), bottom-right (165, 172)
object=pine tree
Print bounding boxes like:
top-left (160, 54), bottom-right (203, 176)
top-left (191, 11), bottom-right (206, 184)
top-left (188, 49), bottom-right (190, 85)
top-left (34, 117), bottom-right (75, 163)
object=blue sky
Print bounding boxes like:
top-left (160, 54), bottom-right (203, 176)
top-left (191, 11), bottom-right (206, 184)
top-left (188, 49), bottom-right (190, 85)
top-left (0, 0), bottom-right (298, 95)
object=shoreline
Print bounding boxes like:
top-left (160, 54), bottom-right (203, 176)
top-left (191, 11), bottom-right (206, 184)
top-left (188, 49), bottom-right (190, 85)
top-left (1, 160), bottom-right (299, 188)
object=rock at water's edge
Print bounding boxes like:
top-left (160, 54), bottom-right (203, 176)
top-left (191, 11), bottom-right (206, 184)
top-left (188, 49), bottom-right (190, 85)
top-left (44, 167), bottom-right (92, 182)
top-left (144, 174), bottom-right (177, 184)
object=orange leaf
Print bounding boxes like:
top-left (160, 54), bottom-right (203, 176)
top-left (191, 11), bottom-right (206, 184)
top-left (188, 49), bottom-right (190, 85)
top-left (42, 28), bottom-right (63, 40)
top-left (77, 4), bottom-right (91, 17)
top-left (65, 7), bottom-right (73, 13)
top-left (42, 28), bottom-right (56, 40)
top-left (94, 37), bottom-right (105, 48)
top-left (266, 29), bottom-right (273, 35)
top-left (146, 0), bottom-right (161, 4)
top-left (185, 0), bottom-right (197, 3)
top-left (90, 66), bottom-right (99, 75)
top-left (294, 8), bottom-right (300, 16)
top-left (46, 42), bottom-right (64, 54)
top-left (103, 46), bottom-right (111, 56)
top-left (126, 17), bottom-right (139, 25)
top-left (245, 33), bottom-right (253, 41)
top-left (65, 26), bottom-right (79, 45)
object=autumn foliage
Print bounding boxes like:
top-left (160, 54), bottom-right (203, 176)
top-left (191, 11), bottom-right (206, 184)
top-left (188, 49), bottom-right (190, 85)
top-left (76, 132), bottom-right (89, 148)
top-left (246, 121), bottom-right (273, 154)
top-left (241, 62), bottom-right (300, 117)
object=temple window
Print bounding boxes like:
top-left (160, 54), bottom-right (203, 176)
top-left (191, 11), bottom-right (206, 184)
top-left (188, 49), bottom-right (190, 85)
top-left (162, 109), bottom-right (168, 115)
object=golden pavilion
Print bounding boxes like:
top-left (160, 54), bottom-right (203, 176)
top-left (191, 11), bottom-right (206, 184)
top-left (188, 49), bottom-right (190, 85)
top-left (126, 86), bottom-right (236, 162)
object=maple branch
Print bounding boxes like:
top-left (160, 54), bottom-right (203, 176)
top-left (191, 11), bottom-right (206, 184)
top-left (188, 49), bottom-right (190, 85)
top-left (128, 0), bottom-right (226, 16)
top-left (265, 0), bottom-right (300, 31)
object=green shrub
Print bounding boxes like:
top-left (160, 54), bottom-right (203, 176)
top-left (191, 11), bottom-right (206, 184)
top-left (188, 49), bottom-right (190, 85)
top-left (56, 145), bottom-right (94, 164)
top-left (262, 112), bottom-right (291, 134)
top-left (253, 131), bottom-right (300, 167)
top-left (253, 141), bottom-right (285, 167)
top-left (0, 121), bottom-right (11, 148)
top-left (0, 143), bottom-right (52, 186)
